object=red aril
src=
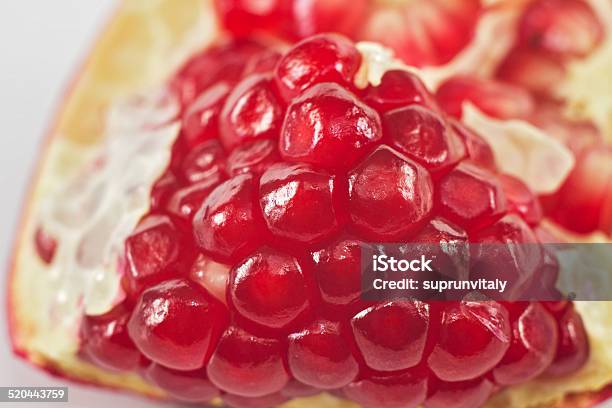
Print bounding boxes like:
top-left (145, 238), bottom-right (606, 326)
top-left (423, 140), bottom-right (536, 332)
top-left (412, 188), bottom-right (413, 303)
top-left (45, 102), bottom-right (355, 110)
top-left (348, 145), bottom-right (434, 241)
top-left (226, 138), bottom-right (279, 176)
top-left (80, 303), bottom-right (142, 372)
top-left (181, 82), bottom-right (230, 148)
top-left (425, 377), bottom-right (494, 408)
top-left (280, 82), bottom-right (382, 170)
top-left (546, 305), bottom-right (590, 376)
top-left (127, 279), bottom-right (228, 371)
top-left (208, 325), bottom-right (290, 397)
top-left (363, 70), bottom-right (437, 113)
top-left (287, 319), bottom-right (359, 389)
top-left (219, 73), bottom-right (283, 150)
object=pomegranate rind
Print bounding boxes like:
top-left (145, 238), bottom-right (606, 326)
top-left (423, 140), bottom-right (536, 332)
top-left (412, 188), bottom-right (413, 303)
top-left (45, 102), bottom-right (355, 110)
top-left (6, 0), bottom-right (612, 407)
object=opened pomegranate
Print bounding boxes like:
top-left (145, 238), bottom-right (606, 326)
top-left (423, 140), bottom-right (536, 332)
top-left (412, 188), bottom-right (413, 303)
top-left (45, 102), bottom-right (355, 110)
top-left (26, 33), bottom-right (595, 408)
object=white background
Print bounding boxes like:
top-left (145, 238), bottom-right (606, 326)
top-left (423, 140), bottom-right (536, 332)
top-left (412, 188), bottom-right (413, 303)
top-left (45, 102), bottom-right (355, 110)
top-left (0, 2), bottom-right (171, 407)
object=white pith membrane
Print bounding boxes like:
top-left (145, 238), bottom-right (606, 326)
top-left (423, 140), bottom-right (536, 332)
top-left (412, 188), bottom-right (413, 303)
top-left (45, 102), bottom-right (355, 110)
top-left (9, 0), bottom-right (612, 407)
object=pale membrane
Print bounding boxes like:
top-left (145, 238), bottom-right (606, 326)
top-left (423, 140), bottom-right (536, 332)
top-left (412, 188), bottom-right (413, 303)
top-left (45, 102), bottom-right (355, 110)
top-left (9, 0), bottom-right (612, 406)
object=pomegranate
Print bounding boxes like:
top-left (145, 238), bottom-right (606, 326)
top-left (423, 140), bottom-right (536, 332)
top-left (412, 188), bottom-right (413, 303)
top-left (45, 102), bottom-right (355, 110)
top-left (8, 1), bottom-right (612, 408)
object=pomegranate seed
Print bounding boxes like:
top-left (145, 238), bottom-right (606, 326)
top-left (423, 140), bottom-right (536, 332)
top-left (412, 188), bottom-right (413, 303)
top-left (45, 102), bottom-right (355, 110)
top-left (383, 105), bottom-right (466, 175)
top-left (180, 140), bottom-right (226, 184)
top-left (493, 303), bottom-right (558, 385)
top-left (281, 82), bottom-right (382, 170)
top-left (151, 170), bottom-right (179, 210)
top-left (499, 174), bottom-right (543, 225)
top-left (546, 305), bottom-right (589, 376)
top-left (290, 0), bottom-right (368, 39)
top-left (449, 120), bottom-right (496, 171)
top-left (228, 248), bottom-right (311, 329)
top-left (428, 300), bottom-right (511, 381)
top-left (437, 163), bottom-right (506, 230)
top-left (227, 139), bottom-right (280, 176)
top-left (208, 326), bottom-right (290, 397)
top-left (80, 303), bottom-right (142, 372)
top-left (471, 214), bottom-right (544, 299)
top-left (348, 145), bottom-right (434, 241)
top-left (425, 377), bottom-right (494, 408)
top-left (214, 0), bottom-right (289, 38)
top-left (34, 226), bottom-right (57, 264)
top-left (351, 300), bottom-right (429, 372)
top-left (127, 279), bottom-right (228, 371)
top-left (550, 147), bottom-right (612, 233)
top-left (496, 47), bottom-right (566, 95)
top-left (145, 364), bottom-right (219, 402)
top-left (124, 215), bottom-right (182, 295)
top-left (274, 34), bottom-right (361, 102)
top-left (411, 217), bottom-right (469, 281)
top-left (181, 82), bottom-right (230, 148)
top-left (259, 163), bottom-right (343, 244)
top-left (436, 76), bottom-right (535, 119)
top-left (166, 175), bottom-right (224, 221)
top-left (364, 70), bottom-right (436, 113)
top-left (173, 39), bottom-right (268, 105)
top-left (343, 367), bottom-right (428, 408)
top-left (223, 392), bottom-right (289, 408)
top-left (193, 174), bottom-right (267, 261)
top-left (243, 50), bottom-right (283, 76)
top-left (312, 236), bottom-right (365, 306)
top-left (360, 0), bottom-right (479, 67)
top-left (519, 0), bottom-right (603, 58)
top-left (288, 319), bottom-right (358, 389)
top-left (219, 73), bottom-right (283, 150)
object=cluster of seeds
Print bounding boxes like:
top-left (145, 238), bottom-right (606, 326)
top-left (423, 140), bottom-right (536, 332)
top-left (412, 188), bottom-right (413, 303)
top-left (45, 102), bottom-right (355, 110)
top-left (62, 33), bottom-right (591, 408)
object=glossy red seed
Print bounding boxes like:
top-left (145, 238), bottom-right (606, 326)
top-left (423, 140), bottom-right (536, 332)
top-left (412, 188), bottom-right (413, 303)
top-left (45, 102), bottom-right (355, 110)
top-left (364, 70), bottom-right (436, 112)
top-left (124, 215), bottom-right (182, 295)
top-left (449, 120), bottom-right (496, 171)
top-left (181, 82), bottom-right (230, 148)
top-left (427, 300), bottom-right (511, 381)
top-left (166, 175), bottom-right (224, 221)
top-left (181, 140), bottom-right (226, 184)
top-left (229, 248), bottom-right (311, 329)
top-left (193, 174), bottom-right (266, 261)
top-left (493, 303), bottom-right (558, 385)
top-left (546, 305), bottom-right (589, 376)
top-left (312, 236), bottom-right (365, 306)
top-left (173, 39), bottom-right (268, 105)
top-left (127, 279), bottom-right (228, 371)
top-left (208, 326), bottom-right (290, 397)
top-left (281, 82), bottom-right (382, 170)
top-left (219, 74), bottom-right (283, 150)
top-left (519, 0), bottom-right (603, 58)
top-left (288, 319), bottom-right (358, 389)
top-left (351, 300), bottom-right (429, 372)
top-left (243, 50), bottom-right (283, 76)
top-left (151, 170), bottom-right (179, 210)
top-left (227, 139), bottom-right (279, 175)
top-left (470, 214), bottom-right (544, 299)
top-left (425, 377), bottom-right (494, 408)
top-left (274, 34), bottom-right (361, 102)
top-left (214, 0), bottom-right (289, 39)
top-left (259, 163), bottom-right (342, 244)
top-left (499, 174), bottom-right (543, 225)
top-left (383, 105), bottom-right (466, 174)
top-left (348, 145), bottom-right (434, 241)
top-left (436, 76), bottom-right (535, 119)
top-left (34, 226), bottom-right (57, 264)
top-left (80, 303), bottom-right (142, 372)
top-left (343, 367), bottom-right (428, 408)
top-left (223, 392), bottom-right (289, 408)
top-left (145, 364), bottom-right (219, 402)
top-left (436, 163), bottom-right (506, 230)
